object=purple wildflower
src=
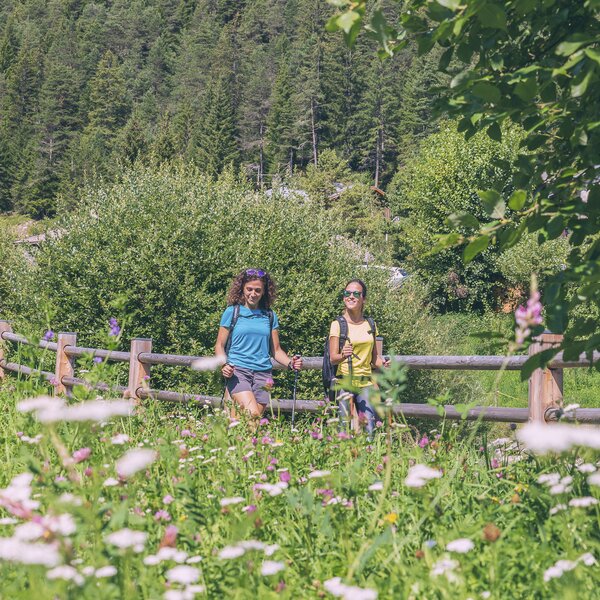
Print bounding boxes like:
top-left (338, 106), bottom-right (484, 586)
top-left (418, 436), bottom-right (429, 448)
top-left (43, 330), bottom-right (54, 341)
top-left (108, 317), bottom-right (120, 337)
top-left (279, 470), bottom-right (291, 483)
top-left (154, 510), bottom-right (171, 522)
top-left (93, 356), bottom-right (103, 364)
top-left (259, 418), bottom-right (269, 426)
top-left (490, 458), bottom-right (500, 469)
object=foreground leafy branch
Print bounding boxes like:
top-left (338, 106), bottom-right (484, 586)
top-left (328, 0), bottom-right (600, 365)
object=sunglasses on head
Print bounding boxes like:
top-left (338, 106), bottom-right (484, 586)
top-left (245, 269), bottom-right (266, 278)
top-left (343, 290), bottom-right (363, 298)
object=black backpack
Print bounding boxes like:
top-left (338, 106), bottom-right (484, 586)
top-left (322, 315), bottom-right (376, 400)
top-left (224, 305), bottom-right (275, 357)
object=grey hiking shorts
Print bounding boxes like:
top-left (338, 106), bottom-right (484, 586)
top-left (226, 367), bottom-right (272, 405)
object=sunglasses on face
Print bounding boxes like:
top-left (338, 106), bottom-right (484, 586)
top-left (245, 269), bottom-right (266, 278)
top-left (343, 290), bottom-right (363, 298)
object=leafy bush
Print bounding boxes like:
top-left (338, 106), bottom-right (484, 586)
top-left (388, 121), bottom-right (523, 311)
top-left (12, 163), bottom-right (446, 401)
top-left (0, 222), bottom-right (33, 321)
top-left (494, 233), bottom-right (569, 291)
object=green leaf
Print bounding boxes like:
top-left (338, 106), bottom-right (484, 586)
top-left (438, 47), bottom-right (454, 71)
top-left (514, 77), bottom-right (538, 101)
top-left (498, 222), bottom-right (525, 249)
top-left (477, 3), bottom-right (507, 30)
top-left (416, 35), bottom-right (435, 55)
top-left (556, 35), bottom-right (594, 57)
top-left (436, 0), bottom-right (461, 8)
top-left (471, 81), bottom-right (501, 103)
top-left (446, 212), bottom-right (480, 229)
top-left (478, 189), bottom-right (505, 218)
top-left (571, 68), bottom-right (594, 98)
top-left (487, 122), bottom-right (502, 141)
top-left (546, 215), bottom-right (565, 239)
top-left (367, 10), bottom-right (394, 55)
top-left (520, 348), bottom-right (561, 382)
top-left (463, 235), bottom-right (490, 263)
top-left (336, 10), bottom-right (361, 33)
top-left (585, 47), bottom-right (600, 66)
top-left (508, 189), bottom-right (527, 210)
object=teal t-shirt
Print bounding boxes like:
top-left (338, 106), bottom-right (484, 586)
top-left (220, 305), bottom-right (279, 372)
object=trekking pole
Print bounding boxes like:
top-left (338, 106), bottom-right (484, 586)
top-left (291, 355), bottom-right (300, 431)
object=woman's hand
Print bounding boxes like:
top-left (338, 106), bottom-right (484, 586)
top-left (222, 363), bottom-right (234, 378)
top-left (382, 356), bottom-right (391, 368)
top-left (341, 340), bottom-right (354, 359)
top-left (291, 355), bottom-right (303, 371)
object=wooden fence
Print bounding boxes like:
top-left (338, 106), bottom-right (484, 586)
top-left (1, 319), bottom-right (600, 425)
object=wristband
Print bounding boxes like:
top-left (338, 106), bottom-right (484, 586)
top-left (287, 360), bottom-right (293, 370)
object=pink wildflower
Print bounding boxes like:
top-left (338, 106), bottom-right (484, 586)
top-left (515, 289), bottom-right (543, 345)
top-left (160, 525), bottom-right (178, 548)
top-left (163, 494), bottom-right (174, 505)
top-left (72, 447), bottom-right (91, 463)
top-left (154, 510), bottom-right (171, 522)
top-left (418, 436), bottom-right (429, 448)
top-left (279, 470), bottom-right (291, 484)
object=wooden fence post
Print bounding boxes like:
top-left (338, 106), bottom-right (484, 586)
top-left (528, 331), bottom-right (564, 423)
top-left (55, 332), bottom-right (77, 397)
top-left (0, 321), bottom-right (13, 380)
top-left (128, 338), bottom-right (152, 400)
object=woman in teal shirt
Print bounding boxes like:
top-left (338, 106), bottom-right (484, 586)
top-left (215, 269), bottom-right (302, 419)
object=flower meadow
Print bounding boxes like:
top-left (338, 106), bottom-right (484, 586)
top-left (0, 381), bottom-right (599, 599)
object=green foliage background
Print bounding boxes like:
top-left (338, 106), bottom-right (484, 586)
top-left (8, 165), bottom-right (449, 401)
top-left (388, 122), bottom-right (569, 311)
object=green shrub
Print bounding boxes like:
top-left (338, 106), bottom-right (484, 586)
top-left (12, 163), bottom-right (447, 401)
top-left (388, 121), bottom-right (524, 311)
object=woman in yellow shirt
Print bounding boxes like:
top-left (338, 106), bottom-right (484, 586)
top-left (329, 279), bottom-right (390, 436)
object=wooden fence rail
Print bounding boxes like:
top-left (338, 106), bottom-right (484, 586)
top-left (2, 319), bottom-right (600, 425)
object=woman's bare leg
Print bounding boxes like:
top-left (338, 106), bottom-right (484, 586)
top-left (231, 391), bottom-right (265, 418)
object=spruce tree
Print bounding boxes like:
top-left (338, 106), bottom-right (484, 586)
top-left (0, 126), bottom-right (14, 211)
top-left (0, 16), bottom-right (19, 74)
top-left (193, 75), bottom-right (239, 177)
top-left (266, 42), bottom-right (296, 176)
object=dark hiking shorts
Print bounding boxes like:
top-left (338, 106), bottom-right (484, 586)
top-left (226, 367), bottom-right (273, 405)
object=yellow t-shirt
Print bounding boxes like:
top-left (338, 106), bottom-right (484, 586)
top-left (329, 319), bottom-right (378, 388)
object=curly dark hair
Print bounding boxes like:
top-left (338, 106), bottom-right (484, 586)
top-left (226, 269), bottom-right (277, 309)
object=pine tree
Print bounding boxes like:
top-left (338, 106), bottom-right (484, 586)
top-left (0, 126), bottom-right (14, 211)
top-left (395, 47), bottom-right (446, 165)
top-left (349, 52), bottom-right (403, 187)
top-left (193, 75), bottom-right (240, 177)
top-left (0, 16), bottom-right (20, 74)
top-left (87, 50), bottom-right (130, 134)
top-left (266, 42), bottom-right (296, 176)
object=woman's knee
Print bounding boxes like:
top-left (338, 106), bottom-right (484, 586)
top-left (233, 392), bottom-right (263, 418)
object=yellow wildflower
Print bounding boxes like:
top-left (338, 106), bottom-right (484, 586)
top-left (383, 512), bottom-right (398, 525)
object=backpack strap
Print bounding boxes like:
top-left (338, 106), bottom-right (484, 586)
top-left (365, 316), bottom-right (377, 344)
top-left (337, 315), bottom-right (348, 352)
top-left (267, 309), bottom-right (274, 357)
top-left (224, 304), bottom-right (241, 356)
